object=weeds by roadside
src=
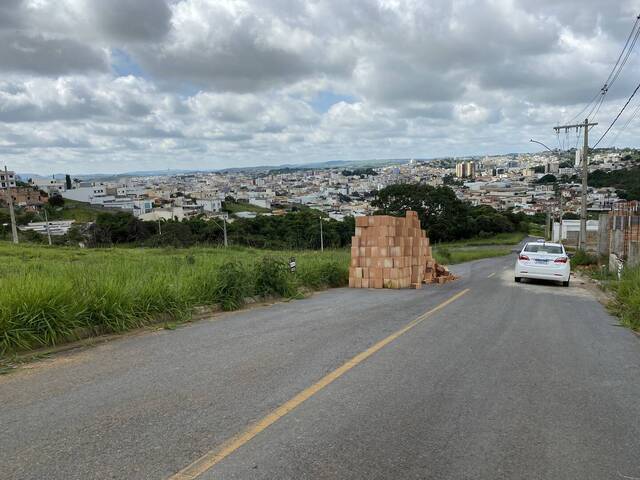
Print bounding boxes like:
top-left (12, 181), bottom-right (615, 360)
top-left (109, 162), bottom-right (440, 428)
top-left (0, 244), bottom-right (349, 355)
top-left (610, 266), bottom-right (640, 331)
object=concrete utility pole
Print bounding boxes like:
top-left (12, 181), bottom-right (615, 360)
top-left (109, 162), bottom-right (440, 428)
top-left (3, 165), bottom-right (19, 244)
top-left (223, 215), bottom-right (228, 247)
top-left (43, 208), bottom-right (52, 246)
top-left (545, 208), bottom-right (551, 241)
top-left (553, 119), bottom-right (598, 250)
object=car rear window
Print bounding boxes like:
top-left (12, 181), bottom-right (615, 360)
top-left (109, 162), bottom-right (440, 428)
top-left (524, 244), bottom-right (563, 254)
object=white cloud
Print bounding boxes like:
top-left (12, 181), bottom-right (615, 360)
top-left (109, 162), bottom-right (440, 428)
top-left (1, 0), bottom-right (639, 174)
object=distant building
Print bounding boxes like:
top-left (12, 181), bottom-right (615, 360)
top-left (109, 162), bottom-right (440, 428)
top-left (0, 186), bottom-right (47, 208)
top-left (455, 161), bottom-right (476, 179)
top-left (0, 169), bottom-right (16, 189)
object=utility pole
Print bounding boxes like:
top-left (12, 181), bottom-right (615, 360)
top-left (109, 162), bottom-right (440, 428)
top-left (3, 165), bottom-right (18, 244)
top-left (553, 118), bottom-right (597, 250)
top-left (43, 208), bottom-right (52, 246)
top-left (319, 217), bottom-right (324, 252)
top-left (545, 207), bottom-right (551, 241)
top-left (223, 215), bottom-right (228, 247)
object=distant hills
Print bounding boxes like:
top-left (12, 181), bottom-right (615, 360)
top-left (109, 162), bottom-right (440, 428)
top-left (19, 158), bottom-right (434, 181)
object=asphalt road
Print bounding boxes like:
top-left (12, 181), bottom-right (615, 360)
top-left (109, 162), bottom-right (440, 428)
top-left (1, 252), bottom-right (639, 480)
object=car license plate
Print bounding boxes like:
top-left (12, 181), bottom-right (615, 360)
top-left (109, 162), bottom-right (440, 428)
top-left (535, 259), bottom-right (548, 264)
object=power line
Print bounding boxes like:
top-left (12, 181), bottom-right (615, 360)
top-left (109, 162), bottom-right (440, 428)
top-left (593, 81), bottom-right (640, 148)
top-left (606, 17), bottom-right (640, 89)
top-left (610, 98), bottom-right (640, 146)
top-left (566, 14), bottom-right (640, 125)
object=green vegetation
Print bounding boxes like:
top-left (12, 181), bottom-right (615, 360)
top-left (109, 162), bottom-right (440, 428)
top-left (0, 242), bottom-right (348, 355)
top-left (571, 249), bottom-right (598, 266)
top-left (372, 184), bottom-right (534, 242)
top-left (46, 199), bottom-right (110, 222)
top-left (432, 231), bottom-right (525, 264)
top-left (434, 246), bottom-right (513, 265)
top-left (528, 223), bottom-right (545, 236)
top-left (611, 265), bottom-right (640, 331)
top-left (588, 166), bottom-right (640, 200)
top-left (341, 168), bottom-right (377, 177)
top-left (535, 174), bottom-right (557, 184)
top-left (222, 199), bottom-right (271, 214)
top-left (75, 210), bottom-right (354, 249)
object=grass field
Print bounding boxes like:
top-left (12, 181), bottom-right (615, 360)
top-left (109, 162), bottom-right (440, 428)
top-left (223, 201), bottom-right (271, 214)
top-left (47, 199), bottom-right (109, 222)
top-left (0, 243), bottom-right (348, 355)
top-left (432, 231), bottom-right (525, 264)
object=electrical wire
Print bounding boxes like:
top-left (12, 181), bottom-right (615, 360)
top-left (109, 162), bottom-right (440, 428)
top-left (566, 14), bottom-right (640, 124)
top-left (593, 81), bottom-right (640, 147)
top-left (609, 98), bottom-right (640, 146)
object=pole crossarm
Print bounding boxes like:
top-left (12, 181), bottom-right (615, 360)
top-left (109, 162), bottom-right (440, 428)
top-left (553, 122), bottom-right (598, 131)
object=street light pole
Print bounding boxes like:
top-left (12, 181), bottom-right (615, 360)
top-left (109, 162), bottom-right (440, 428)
top-left (530, 139), bottom-right (561, 242)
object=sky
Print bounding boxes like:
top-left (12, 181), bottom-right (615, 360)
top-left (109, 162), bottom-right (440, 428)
top-left (1, 0), bottom-right (640, 175)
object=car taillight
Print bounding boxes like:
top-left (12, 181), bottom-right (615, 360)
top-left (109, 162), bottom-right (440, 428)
top-left (519, 255), bottom-right (529, 261)
top-left (554, 257), bottom-right (568, 263)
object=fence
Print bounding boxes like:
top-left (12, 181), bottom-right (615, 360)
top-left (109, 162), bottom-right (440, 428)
top-left (602, 201), bottom-right (640, 268)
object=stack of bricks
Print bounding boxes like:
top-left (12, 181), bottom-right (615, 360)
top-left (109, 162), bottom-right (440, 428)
top-left (349, 210), bottom-right (452, 289)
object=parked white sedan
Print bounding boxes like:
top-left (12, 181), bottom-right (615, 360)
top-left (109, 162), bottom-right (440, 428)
top-left (514, 241), bottom-right (571, 287)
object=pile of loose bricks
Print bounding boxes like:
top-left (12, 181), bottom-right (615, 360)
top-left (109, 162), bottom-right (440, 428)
top-left (349, 210), bottom-right (454, 289)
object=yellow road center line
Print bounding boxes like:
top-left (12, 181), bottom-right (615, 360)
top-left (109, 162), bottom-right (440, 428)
top-left (487, 272), bottom-right (495, 278)
top-left (168, 288), bottom-right (470, 480)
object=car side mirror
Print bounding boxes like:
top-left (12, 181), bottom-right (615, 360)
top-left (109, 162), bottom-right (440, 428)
top-left (566, 252), bottom-right (574, 258)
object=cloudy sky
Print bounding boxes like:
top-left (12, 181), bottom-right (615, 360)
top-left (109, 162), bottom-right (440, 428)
top-left (1, 0), bottom-right (640, 175)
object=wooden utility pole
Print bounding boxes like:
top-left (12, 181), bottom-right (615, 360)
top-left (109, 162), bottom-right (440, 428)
top-left (3, 165), bottom-right (18, 244)
top-left (553, 119), bottom-right (597, 250)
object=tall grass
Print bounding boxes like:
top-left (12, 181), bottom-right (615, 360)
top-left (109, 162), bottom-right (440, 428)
top-left (0, 243), bottom-right (349, 355)
top-left (611, 265), bottom-right (640, 331)
top-left (433, 246), bottom-right (513, 265)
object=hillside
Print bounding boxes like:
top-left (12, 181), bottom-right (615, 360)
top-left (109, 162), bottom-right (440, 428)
top-left (589, 166), bottom-right (640, 200)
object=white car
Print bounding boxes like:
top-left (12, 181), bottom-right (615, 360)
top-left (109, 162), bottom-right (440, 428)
top-left (514, 241), bottom-right (571, 287)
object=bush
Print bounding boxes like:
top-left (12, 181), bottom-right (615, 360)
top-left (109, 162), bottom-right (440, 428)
top-left (435, 246), bottom-right (452, 264)
top-left (213, 260), bottom-right (251, 311)
top-left (254, 257), bottom-right (298, 298)
top-left (572, 249), bottom-right (598, 266)
top-left (299, 260), bottom-right (348, 289)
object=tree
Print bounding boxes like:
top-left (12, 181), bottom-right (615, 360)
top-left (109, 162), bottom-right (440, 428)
top-left (588, 166), bottom-right (640, 200)
top-left (371, 183), bottom-right (521, 242)
top-left (535, 174), bottom-right (557, 184)
top-left (65, 174), bottom-right (72, 190)
top-left (48, 193), bottom-right (65, 207)
top-left (371, 184), bottom-right (474, 242)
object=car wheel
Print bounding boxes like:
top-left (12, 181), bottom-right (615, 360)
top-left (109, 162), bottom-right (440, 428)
top-left (562, 279), bottom-right (570, 287)
top-left (515, 277), bottom-right (521, 283)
